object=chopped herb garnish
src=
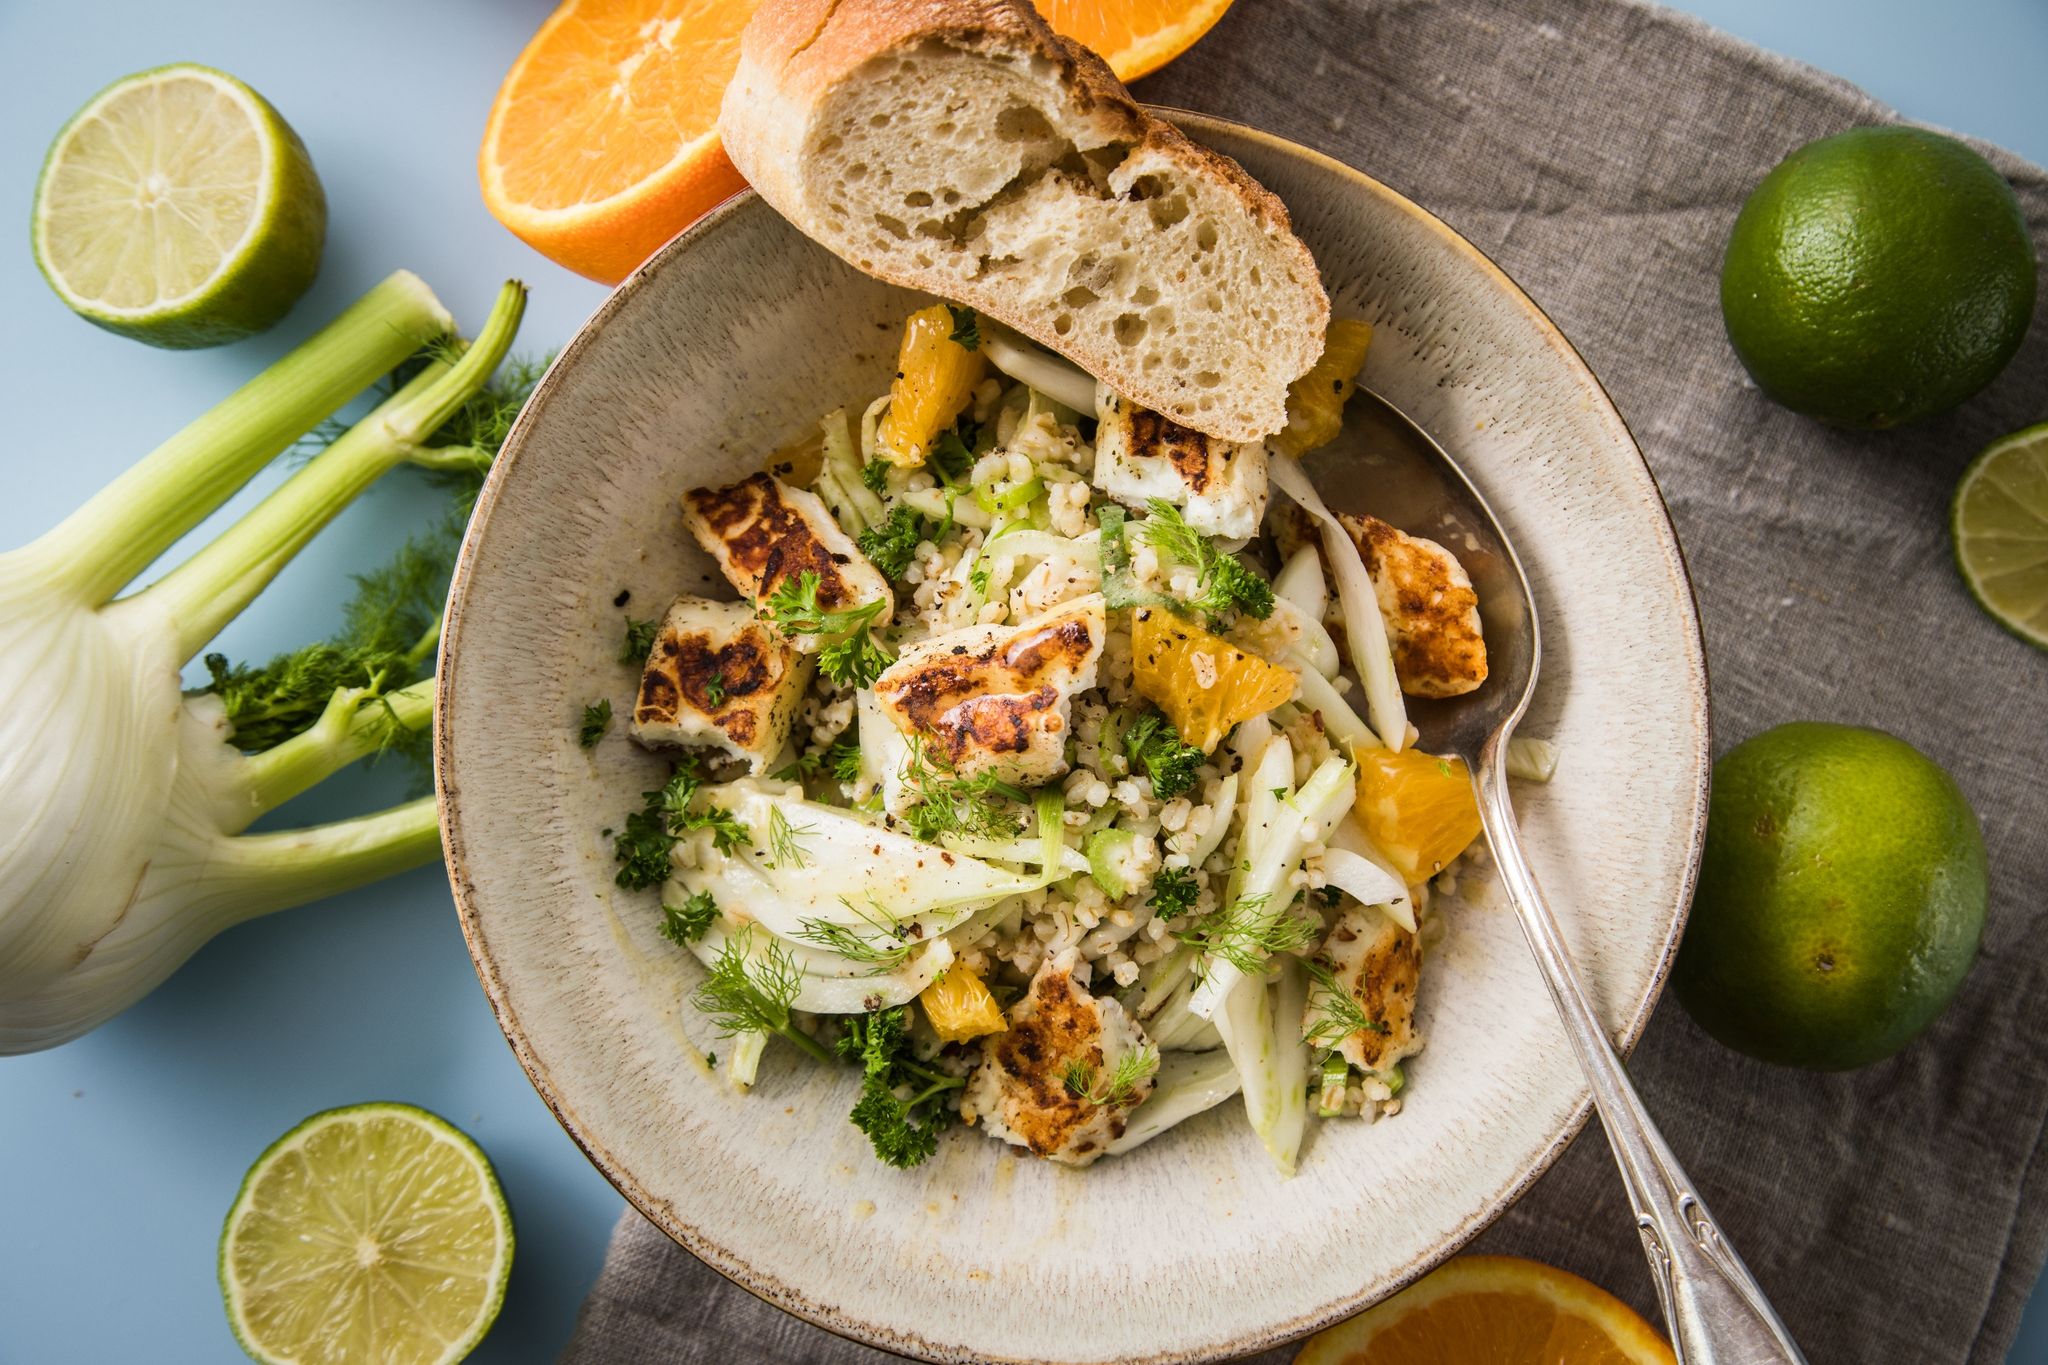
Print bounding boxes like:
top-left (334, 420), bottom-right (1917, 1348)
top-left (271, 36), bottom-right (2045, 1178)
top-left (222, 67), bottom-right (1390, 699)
top-left (946, 305), bottom-right (981, 351)
top-left (859, 459), bottom-right (891, 496)
top-left (1121, 710), bottom-right (1205, 800)
top-left (838, 1006), bottom-right (963, 1168)
top-left (660, 890), bottom-right (719, 945)
top-left (1174, 893), bottom-right (1318, 977)
top-left (763, 570), bottom-right (894, 688)
top-left (929, 419), bottom-right (977, 485)
top-left (857, 504), bottom-right (931, 581)
top-left (900, 737), bottom-right (1029, 842)
top-left (767, 806), bottom-right (816, 869)
top-left (620, 615), bottom-right (660, 664)
top-left (578, 698), bottom-right (613, 748)
top-left (1137, 499), bottom-right (1275, 625)
top-left (690, 926), bottom-right (832, 1061)
top-left (612, 758), bottom-right (753, 889)
top-left (703, 671), bottom-right (726, 707)
top-left (1060, 1044), bottom-right (1159, 1105)
top-left (1146, 866), bottom-right (1201, 918)
top-left (1302, 958), bottom-right (1387, 1049)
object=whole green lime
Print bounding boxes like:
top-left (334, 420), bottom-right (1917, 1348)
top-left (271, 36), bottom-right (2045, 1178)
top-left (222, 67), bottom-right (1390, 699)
top-left (1720, 126), bottom-right (2036, 429)
top-left (1673, 722), bottom-right (1987, 1070)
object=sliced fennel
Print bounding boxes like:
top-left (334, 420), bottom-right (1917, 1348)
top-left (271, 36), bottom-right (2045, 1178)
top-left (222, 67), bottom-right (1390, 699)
top-left (1210, 959), bottom-right (1312, 1177)
top-left (0, 272), bottom-right (527, 1054)
top-left (685, 781), bottom-right (1059, 925)
top-left (1189, 750), bottom-right (1357, 1019)
top-left (1267, 451), bottom-right (1408, 752)
top-left (1271, 597), bottom-right (1341, 678)
top-left (979, 325), bottom-right (1099, 414)
top-left (688, 916), bottom-right (955, 1017)
top-left (1325, 818), bottom-right (1418, 933)
top-left (1182, 771), bottom-right (1238, 869)
top-left (1508, 735), bottom-right (1560, 782)
top-left (1105, 1049), bottom-right (1242, 1155)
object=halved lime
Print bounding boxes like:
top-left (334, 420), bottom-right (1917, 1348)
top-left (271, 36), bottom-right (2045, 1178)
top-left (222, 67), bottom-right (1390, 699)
top-left (219, 1103), bottom-right (513, 1365)
top-left (1953, 422), bottom-right (2048, 651)
top-left (31, 63), bottom-right (326, 349)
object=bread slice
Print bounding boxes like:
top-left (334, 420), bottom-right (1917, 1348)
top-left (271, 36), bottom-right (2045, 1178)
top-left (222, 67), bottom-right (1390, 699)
top-left (719, 0), bottom-right (1329, 442)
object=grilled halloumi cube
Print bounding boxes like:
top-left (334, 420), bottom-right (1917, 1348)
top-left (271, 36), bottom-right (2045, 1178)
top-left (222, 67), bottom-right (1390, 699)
top-left (1092, 387), bottom-right (1268, 539)
top-left (1271, 504), bottom-right (1488, 699)
top-left (961, 951), bottom-right (1156, 1167)
top-left (680, 472), bottom-right (892, 624)
top-left (871, 594), bottom-right (1105, 785)
top-left (1309, 906), bottom-right (1422, 1078)
top-left (630, 597), bottom-right (812, 772)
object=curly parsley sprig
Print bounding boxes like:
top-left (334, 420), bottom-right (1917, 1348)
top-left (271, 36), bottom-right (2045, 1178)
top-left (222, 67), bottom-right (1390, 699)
top-left (837, 1006), bottom-right (964, 1168)
top-left (763, 570), bottom-right (894, 688)
top-left (612, 758), bottom-right (752, 891)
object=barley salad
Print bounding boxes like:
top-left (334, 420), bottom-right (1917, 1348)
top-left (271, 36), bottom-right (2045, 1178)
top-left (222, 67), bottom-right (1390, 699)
top-left (597, 303), bottom-right (1546, 1174)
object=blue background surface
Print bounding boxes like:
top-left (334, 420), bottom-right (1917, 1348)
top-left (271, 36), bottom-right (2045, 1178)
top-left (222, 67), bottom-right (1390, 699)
top-left (0, 2), bottom-right (2042, 1361)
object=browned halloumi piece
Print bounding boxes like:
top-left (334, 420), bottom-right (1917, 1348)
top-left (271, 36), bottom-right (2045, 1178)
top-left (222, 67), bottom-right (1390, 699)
top-left (679, 472), bottom-right (892, 624)
top-left (870, 594), bottom-right (1105, 784)
top-left (631, 596), bottom-right (812, 772)
top-left (1092, 388), bottom-right (1268, 539)
top-left (1310, 906), bottom-right (1422, 1077)
top-left (1269, 504), bottom-right (1488, 699)
top-left (961, 951), bottom-right (1155, 1167)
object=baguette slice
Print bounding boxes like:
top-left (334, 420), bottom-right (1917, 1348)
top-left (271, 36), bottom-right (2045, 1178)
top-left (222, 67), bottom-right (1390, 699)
top-left (720, 0), bottom-right (1329, 442)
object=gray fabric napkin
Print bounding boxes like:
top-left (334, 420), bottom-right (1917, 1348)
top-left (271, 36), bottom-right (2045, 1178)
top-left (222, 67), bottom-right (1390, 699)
top-left (563, 1), bottom-right (2048, 1360)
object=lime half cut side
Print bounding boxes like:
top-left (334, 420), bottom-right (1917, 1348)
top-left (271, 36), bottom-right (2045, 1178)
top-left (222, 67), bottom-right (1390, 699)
top-left (220, 1103), bottom-right (513, 1365)
top-left (1953, 422), bottom-right (2048, 651)
top-left (31, 63), bottom-right (325, 348)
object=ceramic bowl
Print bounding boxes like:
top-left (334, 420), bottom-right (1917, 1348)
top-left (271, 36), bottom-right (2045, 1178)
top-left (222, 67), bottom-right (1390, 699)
top-left (438, 112), bottom-right (1708, 1363)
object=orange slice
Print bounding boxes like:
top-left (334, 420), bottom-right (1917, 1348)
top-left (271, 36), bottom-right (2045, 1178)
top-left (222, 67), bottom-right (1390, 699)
top-left (1033, 1), bottom-right (1238, 81)
top-left (480, 0), bottom-right (755, 285)
top-left (1131, 608), bottom-right (1297, 753)
top-left (1352, 746), bottom-right (1482, 885)
top-left (1296, 1255), bottom-right (1676, 1365)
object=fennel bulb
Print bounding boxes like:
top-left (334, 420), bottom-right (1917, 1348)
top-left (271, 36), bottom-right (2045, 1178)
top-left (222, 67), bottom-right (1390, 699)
top-left (0, 271), bottom-right (528, 1053)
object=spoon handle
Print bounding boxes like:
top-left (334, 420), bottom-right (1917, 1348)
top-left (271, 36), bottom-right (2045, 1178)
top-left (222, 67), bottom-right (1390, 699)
top-left (1472, 736), bottom-right (1808, 1365)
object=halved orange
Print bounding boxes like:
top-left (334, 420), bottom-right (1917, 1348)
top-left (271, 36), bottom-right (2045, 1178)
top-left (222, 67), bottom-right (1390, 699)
top-left (481, 0), bottom-right (1236, 285)
top-left (1295, 1255), bottom-right (1676, 1365)
top-left (480, 0), bottom-right (756, 284)
top-left (1033, 0), bottom-right (1237, 82)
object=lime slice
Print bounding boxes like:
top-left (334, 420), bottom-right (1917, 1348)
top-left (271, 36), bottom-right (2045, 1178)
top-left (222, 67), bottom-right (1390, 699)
top-left (1952, 422), bottom-right (2048, 651)
top-left (219, 1103), bottom-right (513, 1365)
top-left (31, 63), bottom-right (325, 349)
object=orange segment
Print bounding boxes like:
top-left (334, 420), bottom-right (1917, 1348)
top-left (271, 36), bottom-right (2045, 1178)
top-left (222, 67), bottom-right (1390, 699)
top-left (1032, 0), bottom-right (1238, 81)
top-left (1352, 747), bottom-right (1482, 885)
top-left (1132, 608), bottom-right (1297, 753)
top-left (877, 306), bottom-right (988, 467)
top-left (921, 966), bottom-right (1007, 1044)
top-left (480, 0), bottom-right (756, 284)
top-left (1296, 1255), bottom-right (1676, 1365)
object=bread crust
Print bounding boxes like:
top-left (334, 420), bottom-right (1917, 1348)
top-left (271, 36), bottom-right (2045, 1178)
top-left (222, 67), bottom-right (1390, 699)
top-left (720, 0), bottom-right (1328, 440)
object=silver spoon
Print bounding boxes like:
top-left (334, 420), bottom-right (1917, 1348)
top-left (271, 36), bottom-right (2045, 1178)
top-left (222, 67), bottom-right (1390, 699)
top-left (1296, 389), bottom-right (1809, 1365)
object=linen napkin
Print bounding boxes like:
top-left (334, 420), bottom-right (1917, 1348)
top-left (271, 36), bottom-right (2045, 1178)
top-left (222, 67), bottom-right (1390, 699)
top-left (564, 2), bottom-right (2048, 1360)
